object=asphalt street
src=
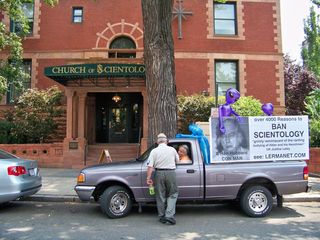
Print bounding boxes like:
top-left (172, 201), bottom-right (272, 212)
top-left (1, 201), bottom-right (320, 240)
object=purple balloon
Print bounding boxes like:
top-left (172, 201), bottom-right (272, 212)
top-left (226, 88), bottom-right (240, 105)
top-left (262, 103), bottom-right (274, 116)
top-left (218, 88), bottom-right (241, 134)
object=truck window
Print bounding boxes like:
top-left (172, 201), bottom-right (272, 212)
top-left (169, 142), bottom-right (193, 165)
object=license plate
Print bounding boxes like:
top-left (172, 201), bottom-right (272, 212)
top-left (29, 168), bottom-right (37, 176)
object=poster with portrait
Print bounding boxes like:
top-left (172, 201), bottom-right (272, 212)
top-left (210, 116), bottom-right (309, 163)
top-left (210, 117), bottom-right (250, 162)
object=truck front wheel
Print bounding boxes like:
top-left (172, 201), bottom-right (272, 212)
top-left (240, 186), bottom-right (272, 218)
top-left (100, 186), bottom-right (132, 218)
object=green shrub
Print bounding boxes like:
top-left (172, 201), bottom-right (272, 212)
top-left (177, 94), bottom-right (220, 133)
top-left (177, 94), bottom-right (265, 133)
top-left (233, 96), bottom-right (264, 116)
top-left (305, 89), bottom-right (320, 147)
top-left (4, 86), bottom-right (63, 143)
top-left (309, 119), bottom-right (320, 147)
top-left (0, 120), bottom-right (16, 143)
top-left (304, 88), bottom-right (320, 120)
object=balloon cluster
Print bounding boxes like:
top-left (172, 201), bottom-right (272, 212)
top-left (218, 88), bottom-right (274, 133)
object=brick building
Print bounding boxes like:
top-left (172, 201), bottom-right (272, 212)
top-left (0, 0), bottom-right (285, 168)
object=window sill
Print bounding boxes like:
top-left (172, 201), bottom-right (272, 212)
top-left (207, 35), bottom-right (245, 40)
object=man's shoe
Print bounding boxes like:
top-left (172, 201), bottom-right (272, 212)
top-left (165, 217), bottom-right (176, 225)
top-left (159, 216), bottom-right (167, 224)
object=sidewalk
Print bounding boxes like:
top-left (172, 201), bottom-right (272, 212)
top-left (25, 168), bottom-right (320, 203)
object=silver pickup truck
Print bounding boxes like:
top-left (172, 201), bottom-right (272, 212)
top-left (74, 138), bottom-right (309, 218)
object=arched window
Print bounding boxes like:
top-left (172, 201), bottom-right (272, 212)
top-left (109, 36), bottom-right (136, 58)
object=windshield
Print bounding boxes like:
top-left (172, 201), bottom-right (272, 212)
top-left (0, 149), bottom-right (18, 159)
top-left (136, 143), bottom-right (158, 162)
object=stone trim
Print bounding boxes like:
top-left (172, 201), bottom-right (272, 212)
top-left (206, 0), bottom-right (245, 40)
top-left (273, 0), bottom-right (282, 53)
top-left (240, 59), bottom-right (247, 96)
top-left (0, 50), bottom-right (282, 62)
top-left (32, 57), bottom-right (38, 88)
top-left (9, 51), bottom-right (281, 61)
top-left (276, 56), bottom-right (285, 106)
top-left (94, 19), bottom-right (144, 56)
top-left (32, 0), bottom-right (41, 39)
top-left (208, 59), bottom-right (214, 97)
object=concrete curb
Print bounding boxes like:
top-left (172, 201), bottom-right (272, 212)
top-left (23, 194), bottom-right (81, 203)
top-left (21, 194), bottom-right (320, 204)
top-left (283, 196), bottom-right (320, 202)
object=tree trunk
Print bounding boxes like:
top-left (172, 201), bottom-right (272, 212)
top-left (141, 0), bottom-right (177, 146)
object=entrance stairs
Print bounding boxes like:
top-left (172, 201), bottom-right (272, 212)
top-left (84, 144), bottom-right (140, 167)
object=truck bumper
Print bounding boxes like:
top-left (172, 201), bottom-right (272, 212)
top-left (307, 184), bottom-right (312, 192)
top-left (74, 185), bottom-right (95, 201)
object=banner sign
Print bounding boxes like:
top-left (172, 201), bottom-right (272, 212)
top-left (210, 116), bottom-right (309, 163)
top-left (44, 63), bottom-right (145, 79)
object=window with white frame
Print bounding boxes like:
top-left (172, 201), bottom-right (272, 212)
top-left (214, 1), bottom-right (237, 35)
top-left (215, 60), bottom-right (238, 102)
top-left (72, 7), bottom-right (83, 23)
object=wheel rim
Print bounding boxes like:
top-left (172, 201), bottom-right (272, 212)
top-left (248, 192), bottom-right (268, 212)
top-left (110, 192), bottom-right (128, 214)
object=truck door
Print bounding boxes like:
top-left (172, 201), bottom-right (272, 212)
top-left (140, 141), bottom-right (203, 200)
top-left (172, 142), bottom-right (203, 200)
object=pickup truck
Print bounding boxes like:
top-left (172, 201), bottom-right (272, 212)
top-left (74, 138), bottom-right (309, 218)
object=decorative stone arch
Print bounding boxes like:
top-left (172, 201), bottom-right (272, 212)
top-left (94, 19), bottom-right (144, 50)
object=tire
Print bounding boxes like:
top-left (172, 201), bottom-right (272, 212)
top-left (99, 186), bottom-right (132, 219)
top-left (240, 186), bottom-right (273, 218)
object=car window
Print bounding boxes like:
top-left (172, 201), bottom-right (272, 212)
top-left (0, 149), bottom-right (18, 159)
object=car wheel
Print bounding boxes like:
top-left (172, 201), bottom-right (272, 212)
top-left (100, 186), bottom-right (132, 219)
top-left (240, 186), bottom-right (273, 218)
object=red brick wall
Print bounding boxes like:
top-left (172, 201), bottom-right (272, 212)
top-left (242, 2), bottom-right (277, 53)
top-left (19, 0), bottom-right (282, 100)
top-left (0, 143), bottom-right (65, 168)
top-left (175, 59), bottom-right (209, 95)
top-left (173, 1), bottom-right (277, 54)
top-left (36, 59), bottom-right (68, 90)
top-left (21, 1), bottom-right (279, 54)
top-left (245, 60), bottom-right (278, 104)
top-left (309, 148), bottom-right (320, 175)
top-left (24, 0), bottom-right (143, 51)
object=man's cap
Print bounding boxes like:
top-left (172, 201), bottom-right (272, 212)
top-left (157, 133), bottom-right (167, 140)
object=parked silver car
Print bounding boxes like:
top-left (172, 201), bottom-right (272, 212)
top-left (0, 149), bottom-right (42, 204)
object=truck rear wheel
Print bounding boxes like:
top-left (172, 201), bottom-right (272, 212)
top-left (240, 186), bottom-right (272, 218)
top-left (100, 186), bottom-right (132, 218)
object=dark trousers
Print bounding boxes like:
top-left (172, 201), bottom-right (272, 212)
top-left (155, 170), bottom-right (178, 218)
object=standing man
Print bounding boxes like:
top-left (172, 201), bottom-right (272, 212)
top-left (146, 133), bottom-right (179, 225)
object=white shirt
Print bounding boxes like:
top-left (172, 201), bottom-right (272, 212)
top-left (147, 143), bottom-right (179, 169)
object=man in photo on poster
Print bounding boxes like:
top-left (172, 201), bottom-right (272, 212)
top-left (210, 117), bottom-right (250, 162)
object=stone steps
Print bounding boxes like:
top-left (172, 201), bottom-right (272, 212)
top-left (84, 144), bottom-right (140, 166)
